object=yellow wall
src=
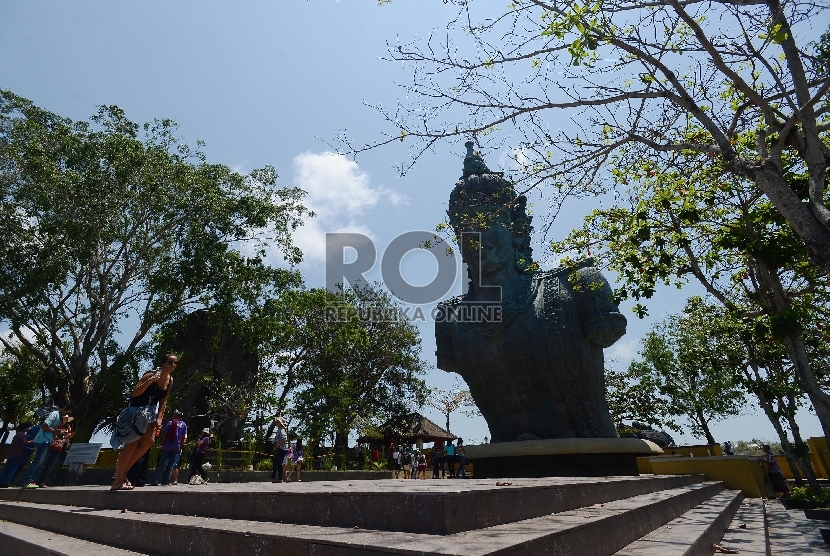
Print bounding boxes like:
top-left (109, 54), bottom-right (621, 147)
top-left (807, 437), bottom-right (830, 479)
top-left (649, 456), bottom-right (769, 498)
top-left (774, 454), bottom-right (796, 479)
top-left (661, 444), bottom-right (723, 457)
top-left (86, 448), bottom-right (118, 469)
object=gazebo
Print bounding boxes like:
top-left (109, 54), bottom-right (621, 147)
top-left (358, 412), bottom-right (456, 449)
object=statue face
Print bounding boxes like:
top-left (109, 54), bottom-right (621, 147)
top-left (458, 212), bottom-right (516, 278)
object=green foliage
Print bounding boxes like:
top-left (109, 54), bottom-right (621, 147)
top-left (147, 443), bottom-right (160, 470)
top-left (240, 431), bottom-right (255, 470)
top-left (253, 284), bottom-right (428, 447)
top-left (554, 125), bottom-right (830, 437)
top-left (255, 457), bottom-right (273, 471)
top-left (214, 439), bottom-right (223, 471)
top-left (605, 365), bottom-right (674, 431)
top-left (788, 486), bottom-right (830, 507)
top-left (0, 349), bottom-right (42, 430)
top-left (621, 298), bottom-right (746, 444)
top-left (732, 439), bottom-right (779, 456)
top-left (370, 460), bottom-right (387, 472)
top-left (0, 90), bottom-right (309, 440)
top-left (367, 0), bottom-right (830, 277)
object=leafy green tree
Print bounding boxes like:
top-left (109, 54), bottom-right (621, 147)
top-left (627, 297), bottom-right (745, 445)
top-left (252, 285), bottom-right (428, 463)
top-left (552, 126), bottom-right (830, 440)
top-left (604, 364), bottom-right (674, 432)
top-left (0, 91), bottom-right (309, 439)
top-left (363, 2), bottom-right (830, 273)
top-left (0, 348), bottom-right (42, 442)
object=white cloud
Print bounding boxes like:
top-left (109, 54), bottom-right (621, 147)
top-left (291, 151), bottom-right (404, 263)
top-left (608, 337), bottom-right (640, 367)
top-left (231, 161), bottom-right (250, 174)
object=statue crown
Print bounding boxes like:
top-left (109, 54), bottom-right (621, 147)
top-left (462, 140), bottom-right (496, 178)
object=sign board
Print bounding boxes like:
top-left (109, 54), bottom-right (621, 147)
top-left (64, 443), bottom-right (103, 465)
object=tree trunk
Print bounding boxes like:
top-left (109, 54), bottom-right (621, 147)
top-left (335, 430), bottom-right (349, 470)
top-left (784, 333), bottom-right (830, 448)
top-left (786, 408), bottom-right (820, 491)
top-left (765, 404), bottom-right (817, 490)
top-left (696, 408), bottom-right (716, 445)
top-left (754, 167), bottom-right (830, 273)
top-left (752, 258), bottom-right (830, 450)
top-left (755, 386), bottom-right (821, 491)
top-left (784, 452), bottom-right (804, 486)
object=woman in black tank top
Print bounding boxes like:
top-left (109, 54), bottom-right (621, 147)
top-left (111, 353), bottom-right (177, 491)
top-left (128, 381), bottom-right (169, 408)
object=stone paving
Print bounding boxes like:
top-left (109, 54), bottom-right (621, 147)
top-left (787, 504), bottom-right (830, 552)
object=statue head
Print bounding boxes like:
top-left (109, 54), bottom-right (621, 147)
top-left (447, 142), bottom-right (534, 276)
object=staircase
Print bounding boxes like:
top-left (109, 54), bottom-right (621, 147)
top-left (0, 474), bottom-right (815, 555)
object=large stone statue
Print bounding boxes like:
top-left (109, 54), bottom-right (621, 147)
top-left (435, 143), bottom-right (627, 443)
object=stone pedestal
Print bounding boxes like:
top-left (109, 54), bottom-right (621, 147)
top-left (465, 438), bottom-right (663, 478)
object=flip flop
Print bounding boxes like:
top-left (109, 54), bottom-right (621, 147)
top-left (109, 483), bottom-right (134, 491)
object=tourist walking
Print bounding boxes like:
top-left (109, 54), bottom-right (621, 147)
top-left (152, 409), bottom-right (187, 486)
top-left (35, 415), bottom-right (75, 487)
top-left (23, 404), bottom-right (72, 489)
top-left (11, 424), bottom-right (40, 485)
top-left (291, 438), bottom-right (305, 482)
top-left (401, 448), bottom-right (412, 479)
top-left (282, 437), bottom-right (295, 482)
top-left (0, 423), bottom-right (33, 487)
top-left (444, 440), bottom-right (457, 478)
top-left (432, 439), bottom-right (445, 479)
top-left (392, 445), bottom-right (401, 479)
top-left (416, 451), bottom-right (427, 479)
top-left (410, 446), bottom-right (418, 479)
top-left (269, 416), bottom-right (288, 482)
top-left (763, 444), bottom-right (790, 498)
top-left (110, 353), bottom-right (177, 491)
top-left (187, 428), bottom-right (211, 484)
top-left (455, 438), bottom-right (467, 478)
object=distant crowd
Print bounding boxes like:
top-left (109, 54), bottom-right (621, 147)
top-left (2, 351), bottom-right (473, 489)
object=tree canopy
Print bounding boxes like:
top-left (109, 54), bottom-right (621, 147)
top-left (624, 297), bottom-right (746, 445)
top-left (363, 0), bottom-right (830, 272)
top-left (250, 285), bottom-right (428, 452)
top-left (0, 90), bottom-right (309, 439)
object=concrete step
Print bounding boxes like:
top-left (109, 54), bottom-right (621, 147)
top-left (766, 499), bottom-right (816, 554)
top-left (0, 521), bottom-right (147, 556)
top-left (0, 474), bottom-right (705, 535)
top-left (613, 489), bottom-right (743, 555)
top-left (713, 498), bottom-right (767, 556)
top-left (0, 482), bottom-right (724, 556)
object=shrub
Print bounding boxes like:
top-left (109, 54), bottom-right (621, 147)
top-left (255, 458), bottom-right (273, 471)
top-left (788, 486), bottom-right (830, 507)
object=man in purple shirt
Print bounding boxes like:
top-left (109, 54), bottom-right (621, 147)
top-left (0, 423), bottom-right (33, 487)
top-left (151, 409), bottom-right (187, 486)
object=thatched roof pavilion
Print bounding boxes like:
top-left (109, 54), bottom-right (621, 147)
top-left (358, 412), bottom-right (456, 446)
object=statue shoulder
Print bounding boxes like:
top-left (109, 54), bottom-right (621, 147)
top-left (536, 261), bottom-right (626, 346)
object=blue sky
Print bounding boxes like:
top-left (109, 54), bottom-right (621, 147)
top-left (1, 0), bottom-right (824, 446)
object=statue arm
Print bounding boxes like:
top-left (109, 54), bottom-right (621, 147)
top-left (573, 266), bottom-right (627, 348)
